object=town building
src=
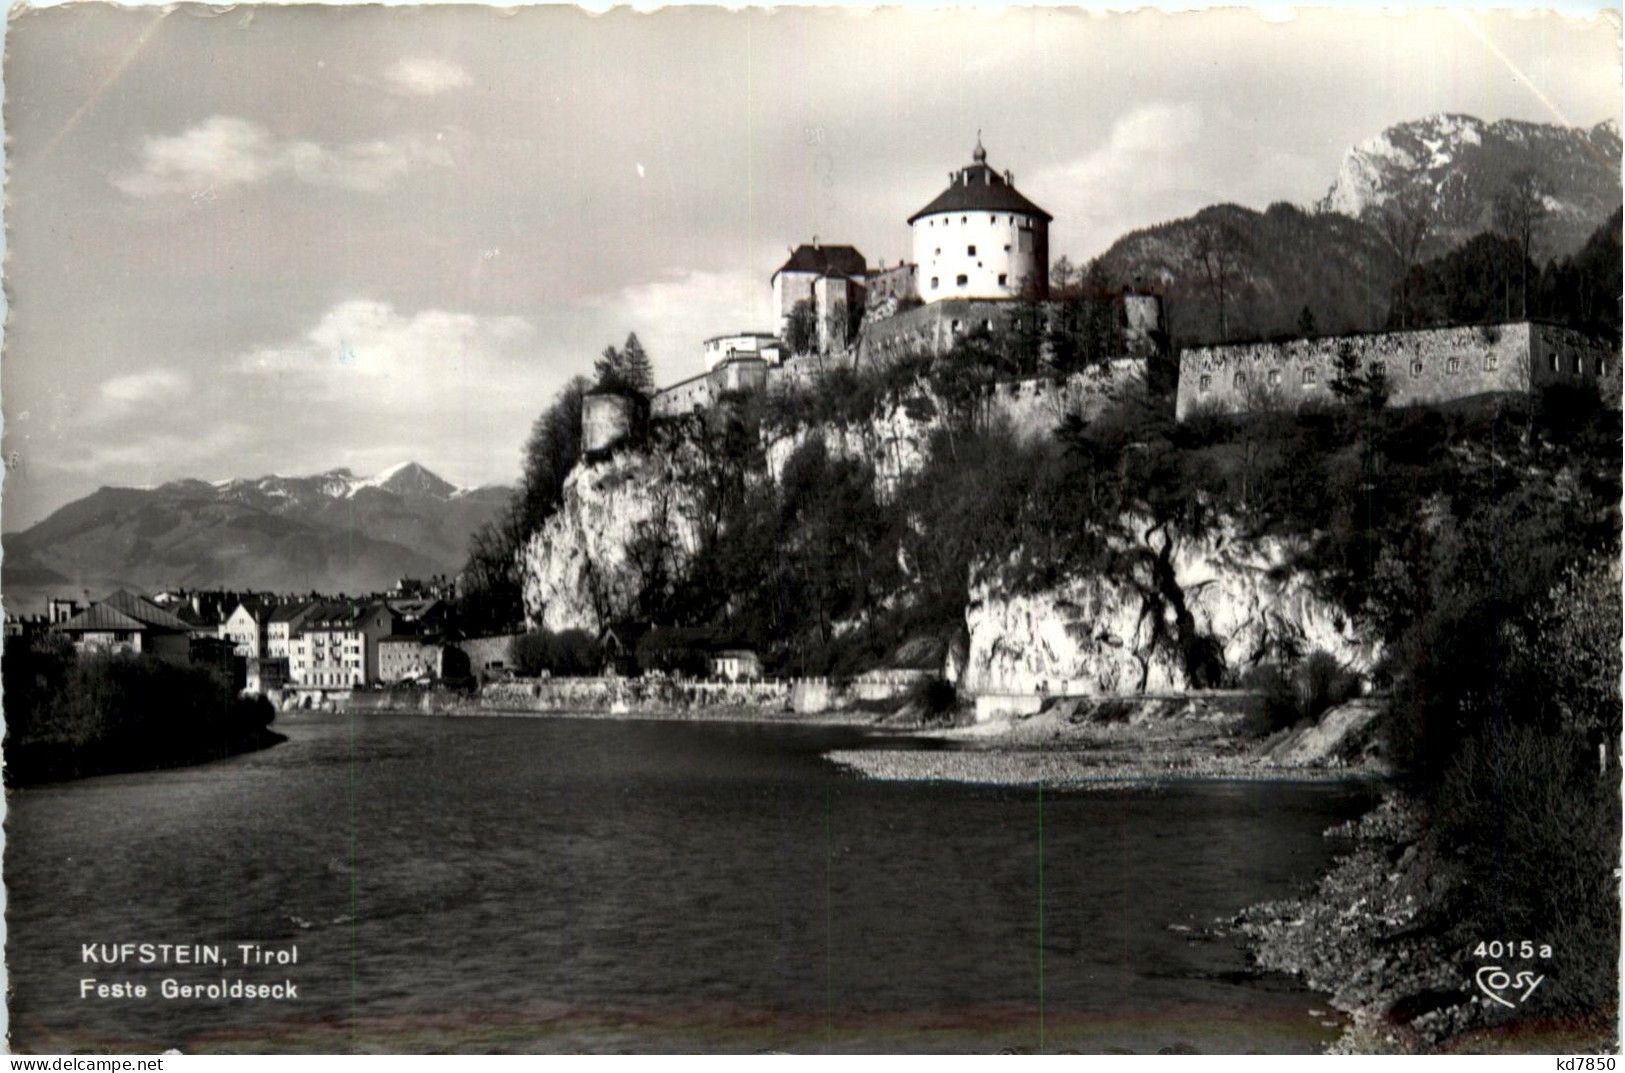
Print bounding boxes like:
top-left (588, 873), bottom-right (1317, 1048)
top-left (47, 597), bottom-right (84, 625)
top-left (909, 135), bottom-right (1050, 304)
top-left (267, 600), bottom-right (319, 659)
top-left (4, 610), bottom-right (49, 642)
top-left (708, 649), bottom-right (762, 682)
top-left (288, 601), bottom-right (397, 688)
top-left (245, 657), bottom-right (290, 694)
top-left (376, 637), bottom-right (446, 684)
top-left (1176, 320), bottom-right (1617, 421)
top-left (52, 590), bottom-right (194, 664)
top-left (220, 597), bottom-right (276, 658)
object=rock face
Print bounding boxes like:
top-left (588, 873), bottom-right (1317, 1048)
top-left (961, 522), bottom-right (1375, 695)
top-left (1319, 114), bottom-right (1622, 259)
top-left (520, 429), bottom-right (710, 634)
top-left (764, 363), bottom-right (1146, 497)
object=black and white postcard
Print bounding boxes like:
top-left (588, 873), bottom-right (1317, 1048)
top-left (2, 3), bottom-right (1620, 1056)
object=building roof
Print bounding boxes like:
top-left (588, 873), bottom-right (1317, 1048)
top-left (772, 243), bottom-right (867, 282)
top-left (228, 596), bottom-right (277, 625)
top-left (55, 604), bottom-right (149, 634)
top-left (298, 600), bottom-right (394, 631)
top-left (907, 139), bottom-right (1051, 225)
top-left (97, 590), bottom-right (194, 633)
top-left (269, 600), bottom-right (319, 624)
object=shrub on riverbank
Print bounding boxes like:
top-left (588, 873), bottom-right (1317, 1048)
top-left (508, 628), bottom-right (603, 677)
top-left (4, 638), bottom-right (279, 785)
top-left (1239, 650), bottom-right (1363, 737)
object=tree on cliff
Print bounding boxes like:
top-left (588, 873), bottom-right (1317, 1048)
top-left (1493, 168), bottom-right (1549, 318)
top-left (458, 375), bottom-right (592, 633)
top-left (519, 376), bottom-right (592, 529)
top-left (785, 300), bottom-right (818, 356)
top-left (1048, 258), bottom-right (1123, 373)
top-left (1378, 193), bottom-right (1432, 328)
top-left (1191, 219), bottom-right (1249, 341)
top-left (595, 333), bottom-right (655, 397)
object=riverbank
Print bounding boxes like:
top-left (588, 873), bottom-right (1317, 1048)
top-left (825, 694), bottom-right (1388, 789)
top-left (1234, 796), bottom-right (1618, 1054)
top-left (6, 726), bottom-right (287, 787)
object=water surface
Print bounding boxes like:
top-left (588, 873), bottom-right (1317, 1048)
top-left (7, 713), bottom-right (1373, 1053)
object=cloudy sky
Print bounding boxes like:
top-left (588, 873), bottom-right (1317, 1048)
top-left (2, 5), bottom-right (1618, 529)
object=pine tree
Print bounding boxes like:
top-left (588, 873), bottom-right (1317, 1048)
top-left (593, 333), bottom-right (655, 397)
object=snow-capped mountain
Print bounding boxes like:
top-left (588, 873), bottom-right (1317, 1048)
top-left (1096, 113), bottom-right (1621, 344)
top-left (3, 464), bottom-right (512, 606)
top-left (1318, 114), bottom-right (1621, 258)
top-left (210, 462), bottom-right (465, 509)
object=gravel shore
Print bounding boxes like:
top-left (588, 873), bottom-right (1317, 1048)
top-left (825, 697), bottom-right (1385, 788)
top-left (1232, 796), bottom-right (1617, 1054)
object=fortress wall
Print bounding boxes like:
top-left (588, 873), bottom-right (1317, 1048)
top-left (652, 371), bottom-right (718, 417)
top-left (582, 393), bottom-right (637, 452)
top-left (1528, 323), bottom-right (1617, 389)
top-left (988, 359), bottom-right (1146, 439)
top-left (1174, 322), bottom-right (1614, 421)
top-left (856, 298), bottom-right (1030, 366)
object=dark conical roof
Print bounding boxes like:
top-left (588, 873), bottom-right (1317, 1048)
top-left (908, 140), bottom-right (1051, 225)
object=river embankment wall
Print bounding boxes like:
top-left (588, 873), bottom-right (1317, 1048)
top-left (301, 670), bottom-right (928, 718)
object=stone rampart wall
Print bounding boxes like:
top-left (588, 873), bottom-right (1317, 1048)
top-left (1176, 321), bottom-right (1616, 420)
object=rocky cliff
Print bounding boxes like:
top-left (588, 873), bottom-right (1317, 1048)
top-left (520, 425), bottom-right (710, 634)
top-left (522, 405), bottom-right (1378, 696)
top-left (959, 521), bottom-right (1374, 694)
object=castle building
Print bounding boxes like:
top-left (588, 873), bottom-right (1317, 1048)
top-left (910, 136), bottom-right (1050, 303)
top-left (771, 243), bottom-right (868, 341)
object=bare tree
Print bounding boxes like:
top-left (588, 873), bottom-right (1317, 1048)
top-left (1379, 194), bottom-right (1432, 328)
top-left (1191, 219), bottom-right (1247, 341)
top-left (1493, 168), bottom-right (1550, 318)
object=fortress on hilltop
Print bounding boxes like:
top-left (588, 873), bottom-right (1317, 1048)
top-left (580, 135), bottom-right (1617, 456)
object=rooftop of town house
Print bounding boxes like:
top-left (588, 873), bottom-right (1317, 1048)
top-left (96, 590), bottom-right (194, 633)
top-left (269, 599), bottom-right (320, 624)
top-left (54, 603), bottom-right (150, 634)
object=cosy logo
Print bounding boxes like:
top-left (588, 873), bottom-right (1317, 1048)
top-left (1474, 965), bottom-right (1545, 1008)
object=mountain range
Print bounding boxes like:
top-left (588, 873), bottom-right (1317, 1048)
top-left (1099, 113), bottom-right (1622, 345)
top-left (3, 463), bottom-right (511, 612)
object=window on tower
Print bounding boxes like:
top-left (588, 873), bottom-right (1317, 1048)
top-left (930, 277), bottom-right (939, 289)
top-left (967, 245), bottom-right (976, 256)
top-left (998, 273), bottom-right (1007, 286)
top-left (956, 274), bottom-right (968, 286)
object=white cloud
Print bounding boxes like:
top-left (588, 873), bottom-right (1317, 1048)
top-left (224, 299), bottom-right (571, 488)
top-left (112, 116), bottom-right (451, 197)
top-left (80, 368), bottom-right (191, 425)
top-left (100, 368), bottom-right (189, 405)
top-left (1031, 102), bottom-right (1241, 257)
top-left (56, 422), bottom-right (251, 478)
top-left (384, 56), bottom-right (472, 97)
top-left (241, 299), bottom-right (535, 399)
top-left (600, 269), bottom-right (773, 384)
top-left (1034, 102), bottom-right (1205, 195)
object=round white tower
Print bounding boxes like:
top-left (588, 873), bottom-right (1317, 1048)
top-left (909, 136), bottom-right (1051, 303)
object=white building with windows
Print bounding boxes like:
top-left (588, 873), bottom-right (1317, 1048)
top-left (288, 601), bottom-right (396, 688)
top-left (910, 136), bottom-right (1050, 304)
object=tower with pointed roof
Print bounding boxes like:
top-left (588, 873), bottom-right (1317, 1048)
top-left (909, 135), bottom-right (1050, 303)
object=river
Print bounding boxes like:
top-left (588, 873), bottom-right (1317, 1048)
top-left (6, 712), bottom-right (1374, 1053)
